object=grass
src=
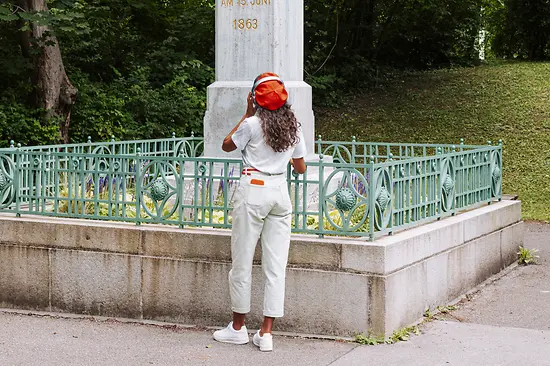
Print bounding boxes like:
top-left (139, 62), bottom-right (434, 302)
top-left (517, 246), bottom-right (540, 265)
top-left (316, 60), bottom-right (550, 221)
top-left (354, 333), bottom-right (386, 346)
top-left (354, 325), bottom-right (421, 346)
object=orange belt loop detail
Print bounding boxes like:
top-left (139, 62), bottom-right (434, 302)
top-left (250, 179), bottom-right (265, 186)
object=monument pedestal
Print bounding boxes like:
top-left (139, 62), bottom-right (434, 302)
top-left (204, 81), bottom-right (314, 158)
top-left (204, 0), bottom-right (314, 157)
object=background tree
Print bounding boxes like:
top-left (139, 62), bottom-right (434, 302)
top-left (1, 1), bottom-right (77, 143)
top-left (488, 0), bottom-right (550, 59)
top-left (0, 0), bottom-right (547, 147)
top-left (0, 0), bottom-right (215, 146)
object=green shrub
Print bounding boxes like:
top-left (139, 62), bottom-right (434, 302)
top-left (69, 61), bottom-right (213, 143)
top-left (0, 101), bottom-right (58, 147)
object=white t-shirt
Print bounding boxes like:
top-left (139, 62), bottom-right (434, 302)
top-left (231, 116), bottom-right (307, 175)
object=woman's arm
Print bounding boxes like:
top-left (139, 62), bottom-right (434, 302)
top-left (290, 158), bottom-right (307, 174)
top-left (222, 116), bottom-right (246, 152)
top-left (222, 92), bottom-right (257, 152)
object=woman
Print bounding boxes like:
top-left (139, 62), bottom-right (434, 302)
top-left (213, 72), bottom-right (307, 352)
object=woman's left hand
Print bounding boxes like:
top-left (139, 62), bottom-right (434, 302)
top-left (245, 92), bottom-right (256, 118)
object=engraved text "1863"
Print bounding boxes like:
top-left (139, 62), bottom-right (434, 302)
top-left (233, 18), bottom-right (258, 30)
top-left (221, 0), bottom-right (271, 7)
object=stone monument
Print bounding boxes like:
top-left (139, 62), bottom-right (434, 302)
top-left (203, 0), bottom-right (315, 158)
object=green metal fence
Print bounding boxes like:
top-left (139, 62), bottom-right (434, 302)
top-left (0, 136), bottom-right (502, 240)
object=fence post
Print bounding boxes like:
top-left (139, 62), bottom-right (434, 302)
top-left (318, 152), bottom-right (325, 239)
top-left (498, 140), bottom-right (503, 202)
top-left (437, 147), bottom-right (442, 220)
top-left (368, 156), bottom-right (375, 241)
top-left (14, 146), bottom-right (21, 217)
top-left (135, 148), bottom-right (142, 226)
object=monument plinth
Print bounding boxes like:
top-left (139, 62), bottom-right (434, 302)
top-left (204, 0), bottom-right (315, 157)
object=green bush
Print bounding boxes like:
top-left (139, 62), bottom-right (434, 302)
top-left (69, 71), bottom-right (136, 143)
top-left (0, 101), bottom-right (58, 148)
top-left (69, 60), bottom-right (213, 143)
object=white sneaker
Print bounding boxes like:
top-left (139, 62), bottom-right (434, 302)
top-left (253, 330), bottom-right (273, 352)
top-left (213, 322), bottom-right (249, 345)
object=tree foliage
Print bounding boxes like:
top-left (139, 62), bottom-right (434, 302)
top-left (0, 0), bottom-right (215, 146)
top-left (487, 0), bottom-right (550, 59)
top-left (0, 0), bottom-right (547, 146)
top-left (304, 0), bottom-right (487, 103)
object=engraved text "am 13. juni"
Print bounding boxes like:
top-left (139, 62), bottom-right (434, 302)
top-left (221, 0), bottom-right (271, 7)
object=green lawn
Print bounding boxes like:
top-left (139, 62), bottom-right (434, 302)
top-left (315, 61), bottom-right (550, 221)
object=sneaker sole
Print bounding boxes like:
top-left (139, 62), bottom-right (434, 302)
top-left (253, 338), bottom-right (273, 351)
top-left (214, 337), bottom-right (249, 345)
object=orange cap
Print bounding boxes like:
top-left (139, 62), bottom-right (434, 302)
top-left (252, 72), bottom-right (288, 111)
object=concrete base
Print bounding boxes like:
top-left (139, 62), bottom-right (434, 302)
top-left (203, 81), bottom-right (315, 158)
top-left (0, 200), bottom-right (522, 337)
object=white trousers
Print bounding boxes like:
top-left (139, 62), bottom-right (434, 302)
top-left (229, 173), bottom-right (292, 318)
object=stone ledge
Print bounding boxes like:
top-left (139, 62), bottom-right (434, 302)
top-left (0, 200), bottom-right (522, 276)
top-left (0, 200), bottom-right (523, 336)
top-left (0, 214), bottom-right (142, 254)
top-left (341, 200), bottom-right (522, 275)
top-left (0, 203), bottom-right (523, 337)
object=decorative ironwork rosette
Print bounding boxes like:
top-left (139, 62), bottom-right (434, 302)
top-left (440, 157), bottom-right (456, 212)
top-left (139, 161), bottom-right (179, 220)
top-left (0, 155), bottom-right (15, 209)
top-left (322, 168), bottom-right (369, 231)
top-left (373, 167), bottom-right (392, 231)
top-left (490, 149), bottom-right (502, 198)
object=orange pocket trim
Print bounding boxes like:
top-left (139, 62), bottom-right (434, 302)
top-left (250, 179), bottom-right (265, 186)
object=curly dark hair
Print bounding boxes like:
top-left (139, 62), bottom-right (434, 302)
top-left (256, 103), bottom-right (301, 153)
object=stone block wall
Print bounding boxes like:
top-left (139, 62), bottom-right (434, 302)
top-left (0, 200), bottom-right (522, 337)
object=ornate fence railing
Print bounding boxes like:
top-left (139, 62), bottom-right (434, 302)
top-left (0, 136), bottom-right (502, 240)
top-left (317, 137), bottom-right (488, 163)
top-left (0, 134), bottom-right (204, 157)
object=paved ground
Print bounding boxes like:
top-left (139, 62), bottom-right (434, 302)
top-left (451, 222), bottom-right (550, 331)
top-left (0, 312), bottom-right (355, 366)
top-left (331, 321), bottom-right (550, 366)
top-left (1, 222), bottom-right (549, 366)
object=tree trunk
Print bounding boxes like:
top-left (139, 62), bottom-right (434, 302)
top-left (17, 0), bottom-right (78, 144)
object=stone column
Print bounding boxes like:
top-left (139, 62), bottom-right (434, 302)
top-left (203, 0), bottom-right (315, 158)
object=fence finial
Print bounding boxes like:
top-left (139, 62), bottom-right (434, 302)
top-left (369, 156), bottom-right (375, 164)
top-left (451, 145), bottom-right (456, 153)
top-left (9, 140), bottom-right (14, 149)
top-left (191, 131), bottom-right (195, 138)
top-left (136, 147), bottom-right (141, 156)
top-left (487, 140), bottom-right (492, 146)
top-left (111, 135), bottom-right (115, 142)
top-left (172, 132), bottom-right (176, 139)
top-left (437, 147), bottom-right (442, 155)
top-left (498, 139), bottom-right (503, 146)
top-left (388, 153), bottom-right (393, 161)
top-left (87, 136), bottom-right (92, 144)
top-left (460, 138), bottom-right (464, 145)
